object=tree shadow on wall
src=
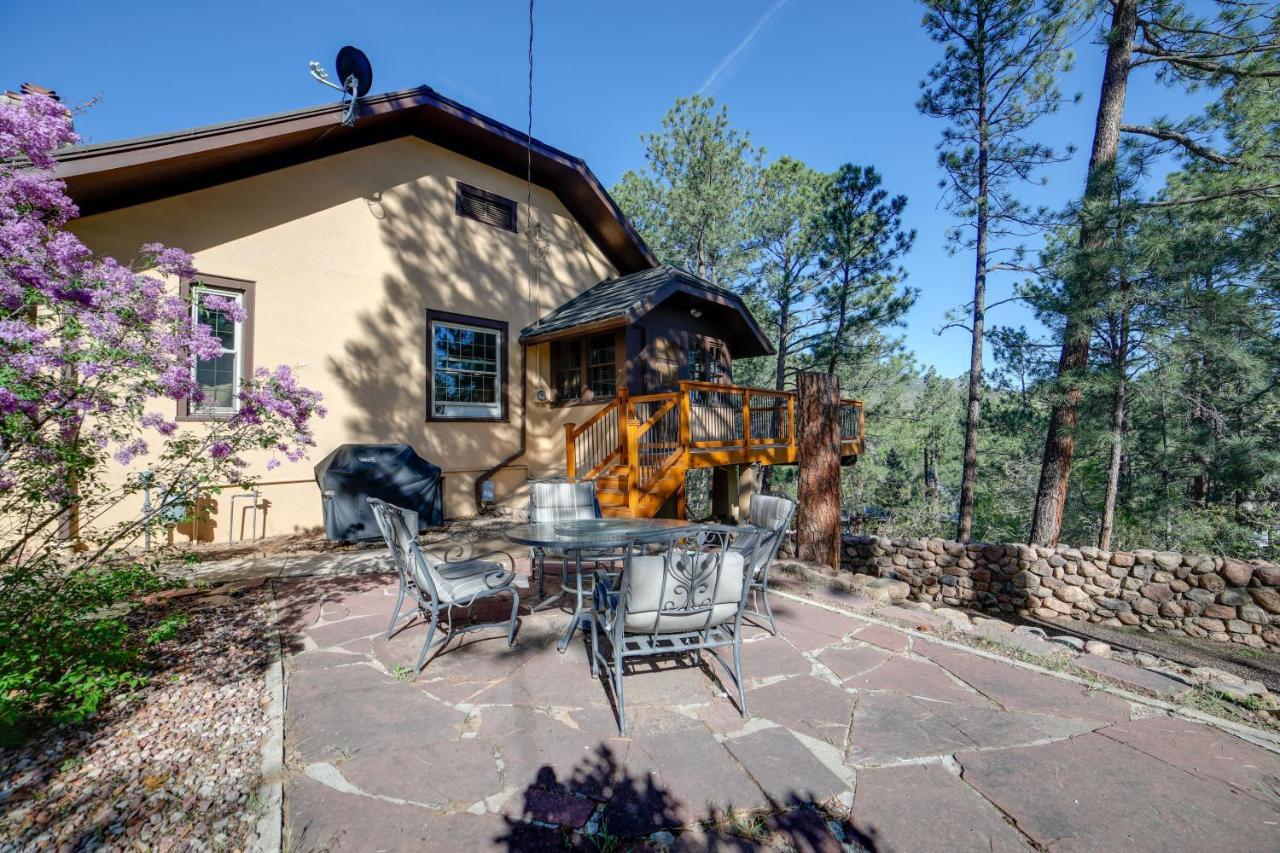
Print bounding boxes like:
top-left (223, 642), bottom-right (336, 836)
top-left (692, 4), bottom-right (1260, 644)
top-left (326, 170), bottom-right (608, 455)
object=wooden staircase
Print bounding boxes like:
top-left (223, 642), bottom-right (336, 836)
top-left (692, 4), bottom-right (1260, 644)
top-left (564, 382), bottom-right (863, 519)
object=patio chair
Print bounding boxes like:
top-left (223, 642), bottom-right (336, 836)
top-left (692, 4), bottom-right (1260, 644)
top-left (527, 478), bottom-right (619, 650)
top-left (589, 527), bottom-right (756, 735)
top-left (729, 493), bottom-right (796, 635)
top-left (368, 497), bottom-right (520, 671)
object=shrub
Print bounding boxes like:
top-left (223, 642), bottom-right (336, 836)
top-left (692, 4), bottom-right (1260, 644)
top-left (0, 94), bottom-right (323, 734)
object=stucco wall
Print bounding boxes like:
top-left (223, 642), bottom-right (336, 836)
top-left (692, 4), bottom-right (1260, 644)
top-left (841, 535), bottom-right (1280, 650)
top-left (71, 136), bottom-right (618, 538)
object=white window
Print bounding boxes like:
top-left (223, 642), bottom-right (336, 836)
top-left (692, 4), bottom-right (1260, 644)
top-left (429, 316), bottom-right (504, 420)
top-left (191, 287), bottom-right (243, 415)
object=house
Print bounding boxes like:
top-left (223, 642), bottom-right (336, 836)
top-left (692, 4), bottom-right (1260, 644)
top-left (57, 85), bottom-right (862, 540)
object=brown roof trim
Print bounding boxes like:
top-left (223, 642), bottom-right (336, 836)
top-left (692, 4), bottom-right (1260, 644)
top-left (519, 316), bottom-right (630, 346)
top-left (55, 86), bottom-right (658, 275)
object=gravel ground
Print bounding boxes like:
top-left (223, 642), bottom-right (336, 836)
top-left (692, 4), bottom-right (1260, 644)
top-left (0, 591), bottom-right (271, 851)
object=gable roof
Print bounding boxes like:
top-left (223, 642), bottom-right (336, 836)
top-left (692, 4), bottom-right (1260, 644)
top-left (53, 85), bottom-right (657, 275)
top-left (520, 265), bottom-right (774, 358)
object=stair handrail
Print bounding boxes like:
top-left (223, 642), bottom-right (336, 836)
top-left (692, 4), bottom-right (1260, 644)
top-left (564, 388), bottom-right (628, 480)
top-left (628, 393), bottom-right (683, 514)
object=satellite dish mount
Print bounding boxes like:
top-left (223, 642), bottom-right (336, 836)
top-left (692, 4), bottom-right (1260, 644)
top-left (309, 46), bottom-right (373, 127)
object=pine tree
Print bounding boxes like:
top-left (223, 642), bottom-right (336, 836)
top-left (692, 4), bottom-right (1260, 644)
top-left (918, 0), bottom-right (1081, 543)
top-left (612, 95), bottom-right (762, 286)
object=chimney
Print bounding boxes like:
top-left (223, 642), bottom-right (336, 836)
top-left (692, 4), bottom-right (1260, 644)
top-left (2, 83), bottom-right (73, 134)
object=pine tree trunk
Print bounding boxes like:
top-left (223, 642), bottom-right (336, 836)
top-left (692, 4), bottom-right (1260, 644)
top-left (1030, 0), bottom-right (1138, 546)
top-left (763, 299), bottom-right (792, 495)
top-left (958, 14), bottom-right (990, 544)
top-left (1098, 374), bottom-right (1126, 551)
top-left (796, 371), bottom-right (841, 569)
top-left (958, 167), bottom-right (988, 543)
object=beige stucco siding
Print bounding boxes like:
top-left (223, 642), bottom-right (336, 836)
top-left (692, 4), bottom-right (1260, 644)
top-left (70, 136), bottom-right (616, 539)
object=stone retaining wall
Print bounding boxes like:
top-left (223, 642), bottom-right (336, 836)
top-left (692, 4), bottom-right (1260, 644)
top-left (838, 535), bottom-right (1280, 649)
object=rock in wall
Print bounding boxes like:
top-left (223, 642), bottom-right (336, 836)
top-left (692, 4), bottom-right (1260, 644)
top-left (840, 535), bottom-right (1280, 649)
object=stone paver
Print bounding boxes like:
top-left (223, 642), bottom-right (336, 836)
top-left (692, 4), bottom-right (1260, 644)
top-left (848, 691), bottom-right (1096, 766)
top-left (723, 726), bottom-right (849, 805)
top-left (1097, 716), bottom-right (1280, 803)
top-left (852, 623), bottom-right (911, 652)
top-left (1073, 653), bottom-right (1192, 700)
top-left (915, 639), bottom-right (1132, 722)
top-left (277, 574), bottom-right (1280, 851)
top-left (851, 763), bottom-right (1032, 852)
top-left (745, 675), bottom-right (859, 746)
top-left (960, 732), bottom-right (1280, 852)
top-left (816, 643), bottom-right (893, 681)
top-left (845, 655), bottom-right (993, 706)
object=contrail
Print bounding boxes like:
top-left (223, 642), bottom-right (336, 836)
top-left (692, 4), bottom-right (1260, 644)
top-left (697, 0), bottom-right (793, 95)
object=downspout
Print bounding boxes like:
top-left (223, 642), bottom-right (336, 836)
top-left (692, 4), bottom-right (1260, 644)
top-left (475, 343), bottom-right (527, 513)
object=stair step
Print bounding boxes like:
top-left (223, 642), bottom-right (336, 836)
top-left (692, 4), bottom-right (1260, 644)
top-left (595, 488), bottom-right (627, 506)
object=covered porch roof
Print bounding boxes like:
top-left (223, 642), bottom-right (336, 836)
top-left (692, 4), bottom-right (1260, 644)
top-left (519, 265), bottom-right (774, 358)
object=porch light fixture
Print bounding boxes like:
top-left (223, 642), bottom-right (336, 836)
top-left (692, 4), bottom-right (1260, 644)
top-left (689, 308), bottom-right (703, 319)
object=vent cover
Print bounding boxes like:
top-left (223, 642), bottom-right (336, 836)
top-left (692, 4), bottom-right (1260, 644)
top-left (456, 182), bottom-right (518, 232)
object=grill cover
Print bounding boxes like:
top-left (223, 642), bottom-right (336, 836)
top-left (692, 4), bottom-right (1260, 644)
top-left (314, 444), bottom-right (444, 541)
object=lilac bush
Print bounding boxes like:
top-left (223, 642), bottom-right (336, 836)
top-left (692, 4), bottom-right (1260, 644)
top-left (0, 93), bottom-right (327, 729)
top-left (0, 93), bottom-right (325, 571)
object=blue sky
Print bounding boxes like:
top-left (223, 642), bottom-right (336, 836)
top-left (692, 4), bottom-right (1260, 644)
top-left (2, 0), bottom-right (1198, 376)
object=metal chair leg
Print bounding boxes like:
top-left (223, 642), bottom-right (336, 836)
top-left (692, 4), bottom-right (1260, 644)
top-left (759, 581), bottom-right (778, 635)
top-left (732, 636), bottom-right (748, 718)
top-left (506, 590), bottom-right (520, 648)
top-left (385, 583), bottom-right (406, 640)
top-left (614, 644), bottom-right (627, 736)
top-left (416, 614), bottom-right (441, 672)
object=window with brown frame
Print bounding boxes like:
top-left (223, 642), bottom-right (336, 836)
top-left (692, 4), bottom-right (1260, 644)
top-left (550, 332), bottom-right (618, 404)
top-left (178, 274), bottom-right (255, 421)
top-left (427, 310), bottom-right (508, 421)
top-left (685, 339), bottom-right (728, 384)
top-left (646, 335), bottom-right (680, 392)
top-left (455, 182), bottom-right (517, 232)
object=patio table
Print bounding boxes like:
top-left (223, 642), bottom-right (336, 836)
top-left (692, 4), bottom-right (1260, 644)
top-left (504, 518), bottom-right (703, 652)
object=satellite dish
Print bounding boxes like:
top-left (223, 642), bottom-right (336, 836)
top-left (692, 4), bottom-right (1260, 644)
top-left (336, 46), bottom-right (373, 98)
top-left (308, 46), bottom-right (374, 127)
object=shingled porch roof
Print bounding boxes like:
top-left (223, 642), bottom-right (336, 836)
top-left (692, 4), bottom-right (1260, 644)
top-left (519, 265), bottom-right (774, 358)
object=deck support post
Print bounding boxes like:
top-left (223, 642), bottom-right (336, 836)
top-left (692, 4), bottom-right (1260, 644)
top-left (736, 463), bottom-right (757, 522)
top-left (710, 465), bottom-right (738, 521)
top-left (796, 371), bottom-right (841, 570)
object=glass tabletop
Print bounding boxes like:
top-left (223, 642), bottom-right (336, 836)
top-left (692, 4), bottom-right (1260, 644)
top-left (503, 517), bottom-right (702, 548)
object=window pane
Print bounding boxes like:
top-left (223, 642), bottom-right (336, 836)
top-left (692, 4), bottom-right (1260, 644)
top-left (192, 287), bottom-right (242, 412)
top-left (197, 298), bottom-right (237, 351)
top-left (431, 320), bottom-right (501, 416)
top-left (196, 353), bottom-right (237, 409)
top-left (587, 334), bottom-right (615, 397)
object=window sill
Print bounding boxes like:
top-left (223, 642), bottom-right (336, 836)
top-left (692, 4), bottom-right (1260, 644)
top-left (425, 415), bottom-right (510, 423)
top-left (552, 395), bottom-right (617, 408)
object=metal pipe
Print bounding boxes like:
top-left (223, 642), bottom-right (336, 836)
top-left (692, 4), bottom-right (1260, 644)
top-left (475, 344), bottom-right (528, 512)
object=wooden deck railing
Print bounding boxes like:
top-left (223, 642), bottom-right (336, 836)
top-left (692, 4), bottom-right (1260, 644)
top-left (564, 381), bottom-right (864, 516)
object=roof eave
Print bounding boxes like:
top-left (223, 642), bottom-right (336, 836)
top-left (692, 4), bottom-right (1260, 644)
top-left (54, 85), bottom-right (658, 275)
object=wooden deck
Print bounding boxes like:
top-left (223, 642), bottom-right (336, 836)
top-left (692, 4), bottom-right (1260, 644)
top-left (564, 381), bottom-right (863, 517)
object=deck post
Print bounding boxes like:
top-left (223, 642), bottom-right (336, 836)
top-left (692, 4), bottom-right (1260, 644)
top-left (795, 371), bottom-right (841, 570)
top-left (565, 423), bottom-right (577, 479)
top-left (678, 382), bottom-right (692, 463)
top-left (625, 412), bottom-right (640, 516)
top-left (616, 388), bottom-right (629, 465)
top-left (741, 391), bottom-right (751, 449)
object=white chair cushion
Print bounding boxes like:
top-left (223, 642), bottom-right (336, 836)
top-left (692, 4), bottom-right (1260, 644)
top-left (622, 550), bottom-right (745, 634)
top-left (529, 481), bottom-right (598, 523)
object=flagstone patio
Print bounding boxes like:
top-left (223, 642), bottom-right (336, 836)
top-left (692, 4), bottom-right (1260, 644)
top-left (275, 571), bottom-right (1280, 852)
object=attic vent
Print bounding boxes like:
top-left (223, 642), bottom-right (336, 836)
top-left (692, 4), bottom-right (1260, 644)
top-left (456, 182), bottom-right (518, 232)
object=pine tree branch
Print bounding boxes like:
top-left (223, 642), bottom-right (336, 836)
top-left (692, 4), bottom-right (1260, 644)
top-left (1120, 123), bottom-right (1241, 165)
top-left (1140, 181), bottom-right (1280, 207)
